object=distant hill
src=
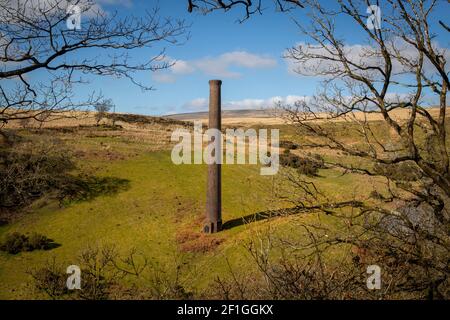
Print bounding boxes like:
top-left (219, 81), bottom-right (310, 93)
top-left (166, 109), bottom-right (278, 121)
top-left (164, 106), bottom-right (450, 126)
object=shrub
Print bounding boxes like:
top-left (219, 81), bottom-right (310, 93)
top-left (0, 137), bottom-right (75, 212)
top-left (280, 151), bottom-right (301, 168)
top-left (280, 151), bottom-right (325, 176)
top-left (0, 232), bottom-right (58, 254)
top-left (0, 134), bottom-right (130, 220)
top-left (0, 232), bottom-right (28, 254)
top-left (28, 258), bottom-right (69, 299)
top-left (369, 190), bottom-right (385, 200)
top-left (29, 244), bottom-right (195, 300)
top-left (373, 161), bottom-right (422, 181)
top-left (27, 232), bottom-right (55, 251)
top-left (280, 140), bottom-right (299, 150)
top-left (310, 152), bottom-right (325, 162)
top-left (299, 162), bottom-right (319, 176)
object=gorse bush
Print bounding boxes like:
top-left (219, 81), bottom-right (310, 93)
top-left (0, 134), bottom-right (130, 220)
top-left (280, 140), bottom-right (299, 150)
top-left (369, 190), bottom-right (385, 200)
top-left (0, 137), bottom-right (75, 212)
top-left (0, 232), bottom-right (28, 254)
top-left (373, 161), bottom-right (422, 181)
top-left (280, 151), bottom-right (325, 176)
top-left (27, 233), bottom-right (56, 250)
top-left (0, 232), bottom-right (58, 254)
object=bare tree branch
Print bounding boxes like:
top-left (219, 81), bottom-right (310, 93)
top-left (0, 0), bottom-right (189, 124)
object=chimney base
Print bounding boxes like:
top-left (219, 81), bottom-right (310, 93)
top-left (203, 220), bottom-right (222, 234)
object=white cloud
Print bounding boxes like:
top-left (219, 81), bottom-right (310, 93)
top-left (195, 51), bottom-right (277, 78)
top-left (286, 39), bottom-right (449, 78)
top-left (151, 57), bottom-right (194, 83)
top-left (0, 0), bottom-right (133, 22)
top-left (171, 59), bottom-right (195, 75)
top-left (183, 98), bottom-right (208, 111)
top-left (152, 73), bottom-right (177, 83)
top-left (176, 93), bottom-right (440, 115)
top-left (10, 0), bottom-right (103, 15)
top-left (286, 43), bottom-right (381, 76)
top-left (153, 51), bottom-right (277, 83)
top-left (162, 109), bottom-right (179, 116)
top-left (194, 57), bottom-right (241, 78)
top-left (268, 95), bottom-right (310, 105)
top-left (97, 0), bottom-right (134, 7)
top-left (224, 99), bottom-right (266, 110)
top-left (181, 95), bottom-right (309, 112)
top-left (219, 51), bottom-right (277, 68)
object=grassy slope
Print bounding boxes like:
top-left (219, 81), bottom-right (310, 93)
top-left (0, 148), bottom-right (288, 298)
top-left (0, 123), bottom-right (392, 299)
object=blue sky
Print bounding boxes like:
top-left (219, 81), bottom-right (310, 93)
top-left (60, 0), bottom-right (450, 115)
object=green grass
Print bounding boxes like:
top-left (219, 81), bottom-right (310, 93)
top-left (0, 149), bottom-right (292, 298)
top-left (0, 124), bottom-right (394, 299)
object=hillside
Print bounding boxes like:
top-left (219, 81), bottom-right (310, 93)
top-left (166, 107), bottom-right (450, 126)
top-left (0, 111), bottom-right (384, 299)
top-left (1, 107), bottom-right (449, 299)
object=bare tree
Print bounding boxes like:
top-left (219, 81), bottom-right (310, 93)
top-left (186, 0), bottom-right (305, 22)
top-left (94, 98), bottom-right (113, 125)
top-left (283, 0), bottom-right (449, 189)
top-left (28, 244), bottom-right (196, 300)
top-left (0, 0), bottom-right (188, 127)
top-left (187, 0), bottom-right (449, 299)
top-left (274, 0), bottom-right (449, 299)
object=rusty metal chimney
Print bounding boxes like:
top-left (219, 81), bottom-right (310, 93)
top-left (204, 80), bottom-right (222, 233)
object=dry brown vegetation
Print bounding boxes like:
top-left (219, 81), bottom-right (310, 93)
top-left (173, 107), bottom-right (450, 126)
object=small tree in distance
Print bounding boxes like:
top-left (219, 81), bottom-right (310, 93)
top-left (94, 99), bottom-right (114, 126)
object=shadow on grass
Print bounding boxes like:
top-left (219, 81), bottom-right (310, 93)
top-left (44, 241), bottom-right (62, 250)
top-left (60, 176), bottom-right (131, 204)
top-left (0, 232), bottom-right (62, 254)
top-left (223, 200), bottom-right (363, 230)
top-left (1, 241), bottom-right (62, 255)
top-left (222, 207), bottom-right (302, 230)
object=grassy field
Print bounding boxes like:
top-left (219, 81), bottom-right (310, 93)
top-left (0, 150), bottom-right (274, 298)
top-left (0, 111), bottom-right (446, 299)
top-left (0, 118), bottom-right (291, 298)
